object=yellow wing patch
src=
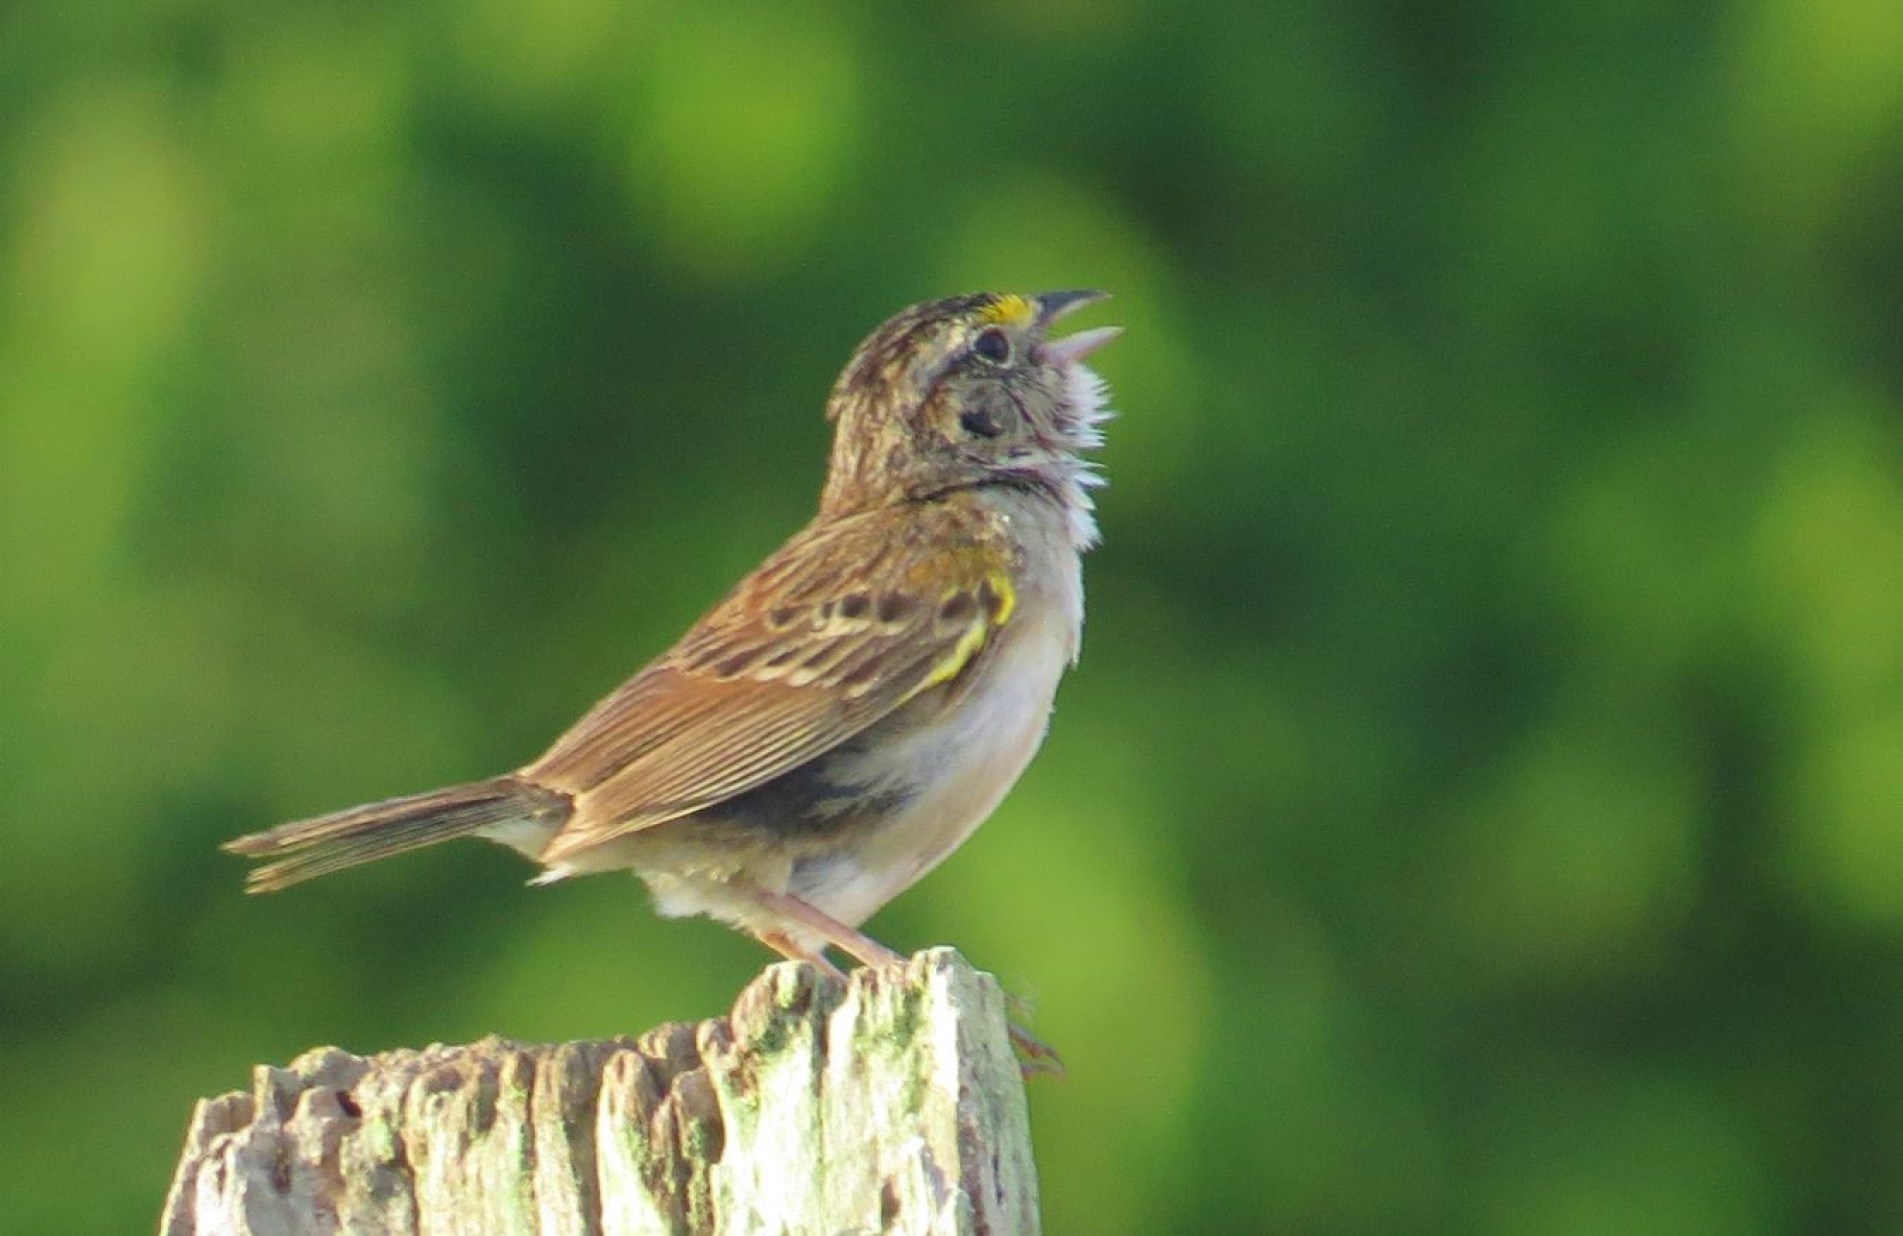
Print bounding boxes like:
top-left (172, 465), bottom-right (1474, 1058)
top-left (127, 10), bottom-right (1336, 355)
top-left (918, 623), bottom-right (989, 692)
top-left (907, 570), bottom-right (1017, 698)
top-left (982, 570), bottom-right (1017, 625)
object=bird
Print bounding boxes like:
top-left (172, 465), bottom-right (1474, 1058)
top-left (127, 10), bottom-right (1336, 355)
top-left (225, 291), bottom-right (1119, 1066)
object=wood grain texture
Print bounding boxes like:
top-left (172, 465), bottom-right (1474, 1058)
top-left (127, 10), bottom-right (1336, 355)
top-left (161, 950), bottom-right (1038, 1236)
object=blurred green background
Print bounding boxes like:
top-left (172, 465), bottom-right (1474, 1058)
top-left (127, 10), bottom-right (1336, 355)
top-left (4, 0), bottom-right (1903, 1231)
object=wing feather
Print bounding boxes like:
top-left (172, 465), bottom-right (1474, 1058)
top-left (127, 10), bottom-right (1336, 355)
top-left (530, 501), bottom-right (1017, 861)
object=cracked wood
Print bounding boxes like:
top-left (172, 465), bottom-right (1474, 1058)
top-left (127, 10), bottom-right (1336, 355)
top-left (161, 949), bottom-right (1039, 1236)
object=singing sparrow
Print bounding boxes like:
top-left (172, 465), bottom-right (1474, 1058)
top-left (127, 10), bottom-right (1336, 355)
top-left (226, 291), bottom-right (1119, 1063)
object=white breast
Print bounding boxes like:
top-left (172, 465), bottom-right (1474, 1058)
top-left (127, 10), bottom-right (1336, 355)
top-left (794, 506), bottom-right (1085, 927)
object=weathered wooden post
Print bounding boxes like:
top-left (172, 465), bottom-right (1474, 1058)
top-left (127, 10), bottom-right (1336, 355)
top-left (162, 948), bottom-right (1038, 1235)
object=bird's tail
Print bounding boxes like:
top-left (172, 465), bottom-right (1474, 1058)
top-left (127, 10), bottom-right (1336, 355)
top-left (224, 775), bottom-right (573, 893)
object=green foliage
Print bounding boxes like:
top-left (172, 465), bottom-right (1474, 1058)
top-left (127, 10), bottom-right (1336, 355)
top-left (3, 1), bottom-right (1902, 1230)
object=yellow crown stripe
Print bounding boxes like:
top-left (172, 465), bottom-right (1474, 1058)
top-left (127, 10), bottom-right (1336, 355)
top-left (977, 294), bottom-right (1035, 326)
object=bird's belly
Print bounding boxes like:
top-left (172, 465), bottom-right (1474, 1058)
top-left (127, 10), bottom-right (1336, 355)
top-left (786, 608), bottom-right (1074, 927)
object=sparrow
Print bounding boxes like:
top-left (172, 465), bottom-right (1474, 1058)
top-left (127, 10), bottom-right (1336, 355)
top-left (226, 291), bottom-right (1119, 1067)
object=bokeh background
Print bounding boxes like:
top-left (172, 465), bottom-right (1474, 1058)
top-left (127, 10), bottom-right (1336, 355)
top-left (4, 0), bottom-right (1903, 1231)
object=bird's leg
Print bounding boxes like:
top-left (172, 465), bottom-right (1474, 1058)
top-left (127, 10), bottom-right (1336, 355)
top-left (999, 998), bottom-right (1064, 1077)
top-left (745, 886), bottom-right (1064, 1077)
top-left (754, 928), bottom-right (847, 983)
top-left (746, 887), bottom-right (904, 968)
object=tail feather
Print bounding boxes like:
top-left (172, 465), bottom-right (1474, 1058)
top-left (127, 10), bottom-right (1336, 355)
top-left (225, 775), bottom-right (572, 893)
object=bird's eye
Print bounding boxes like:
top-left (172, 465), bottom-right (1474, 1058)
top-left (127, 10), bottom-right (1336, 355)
top-left (959, 407), bottom-right (1002, 438)
top-left (972, 327), bottom-right (1012, 365)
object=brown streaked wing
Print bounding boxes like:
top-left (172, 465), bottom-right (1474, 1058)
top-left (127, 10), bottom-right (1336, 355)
top-left (529, 503), bottom-right (1017, 862)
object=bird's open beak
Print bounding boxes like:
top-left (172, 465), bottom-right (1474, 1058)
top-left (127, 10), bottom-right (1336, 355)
top-left (1035, 289), bottom-right (1109, 322)
top-left (1034, 290), bottom-right (1121, 366)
